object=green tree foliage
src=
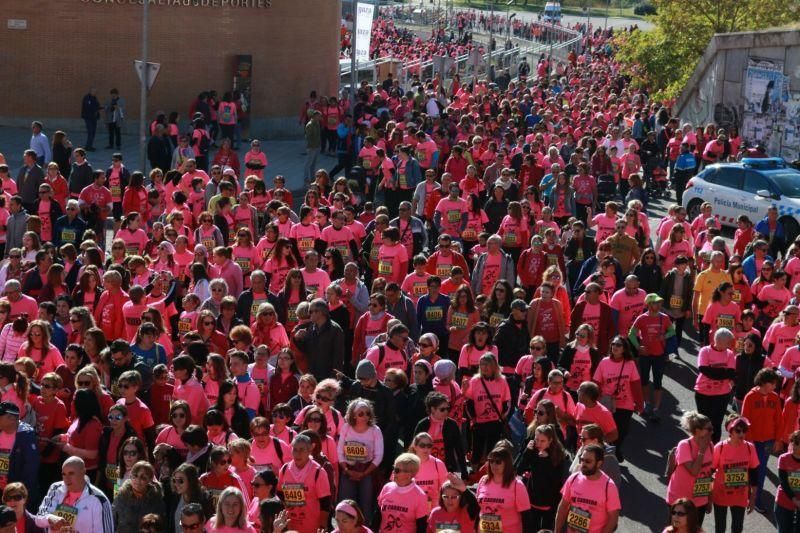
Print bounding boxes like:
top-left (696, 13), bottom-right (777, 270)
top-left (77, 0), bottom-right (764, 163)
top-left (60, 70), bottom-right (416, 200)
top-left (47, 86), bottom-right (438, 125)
top-left (615, 0), bottom-right (799, 101)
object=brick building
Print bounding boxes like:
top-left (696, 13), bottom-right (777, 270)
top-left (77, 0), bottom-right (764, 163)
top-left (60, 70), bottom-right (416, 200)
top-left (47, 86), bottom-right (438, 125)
top-left (0, 0), bottom-right (341, 137)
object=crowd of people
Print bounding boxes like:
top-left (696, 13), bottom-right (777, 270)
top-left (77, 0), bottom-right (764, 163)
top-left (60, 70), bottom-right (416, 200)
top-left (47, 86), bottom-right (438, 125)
top-left (0, 12), bottom-right (796, 533)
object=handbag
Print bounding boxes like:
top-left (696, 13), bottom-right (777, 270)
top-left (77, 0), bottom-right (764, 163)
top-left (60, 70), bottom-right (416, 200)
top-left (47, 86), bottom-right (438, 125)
top-left (479, 377), bottom-right (511, 438)
top-left (599, 360), bottom-right (626, 413)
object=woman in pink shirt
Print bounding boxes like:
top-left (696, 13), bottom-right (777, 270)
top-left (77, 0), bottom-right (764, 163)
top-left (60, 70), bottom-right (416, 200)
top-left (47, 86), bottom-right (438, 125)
top-left (115, 212), bottom-right (149, 257)
top-left (377, 453), bottom-right (429, 533)
top-left (172, 355), bottom-right (210, 425)
top-left (695, 328), bottom-right (736, 442)
top-left (476, 444), bottom-right (532, 533)
top-left (659, 225), bottom-right (693, 275)
top-left (409, 432), bottom-right (449, 511)
top-left (155, 399), bottom-right (191, 459)
top-left (702, 282), bottom-right (742, 344)
top-left (210, 247), bottom-right (244, 299)
top-left (446, 286), bottom-right (481, 360)
top-left (207, 487), bottom-right (257, 532)
top-left (428, 477), bottom-right (478, 533)
top-left (232, 228), bottom-right (261, 290)
top-left (337, 399), bottom-right (384, 524)
top-left (666, 411), bottom-right (715, 526)
top-left (465, 354), bottom-right (511, 468)
top-left (251, 303), bottom-right (290, 355)
top-left (264, 238), bottom-right (299, 295)
top-left (19, 320), bottom-right (64, 381)
top-left (497, 201), bottom-right (529, 264)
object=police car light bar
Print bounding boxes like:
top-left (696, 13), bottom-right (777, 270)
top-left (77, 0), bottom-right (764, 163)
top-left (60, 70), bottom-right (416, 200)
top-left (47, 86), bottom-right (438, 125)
top-left (741, 157), bottom-right (785, 169)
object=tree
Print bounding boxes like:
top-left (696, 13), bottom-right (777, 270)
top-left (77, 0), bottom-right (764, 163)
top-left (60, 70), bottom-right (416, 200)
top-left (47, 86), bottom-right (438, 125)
top-left (615, 0), bottom-right (798, 101)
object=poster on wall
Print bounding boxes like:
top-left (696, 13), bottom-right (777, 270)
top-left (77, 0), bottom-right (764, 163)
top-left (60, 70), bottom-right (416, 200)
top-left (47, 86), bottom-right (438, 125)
top-left (744, 57), bottom-right (785, 115)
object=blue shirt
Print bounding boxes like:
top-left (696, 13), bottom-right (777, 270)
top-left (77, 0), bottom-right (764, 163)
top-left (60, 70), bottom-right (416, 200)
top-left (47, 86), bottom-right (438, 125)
top-left (130, 342), bottom-right (167, 370)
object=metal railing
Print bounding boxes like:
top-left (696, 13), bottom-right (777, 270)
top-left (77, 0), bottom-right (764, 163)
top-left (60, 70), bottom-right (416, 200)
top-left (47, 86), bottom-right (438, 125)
top-left (338, 12), bottom-right (583, 88)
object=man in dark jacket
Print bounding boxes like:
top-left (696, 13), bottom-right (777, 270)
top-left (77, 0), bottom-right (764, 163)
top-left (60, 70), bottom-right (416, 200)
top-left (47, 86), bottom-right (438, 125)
top-left (80, 87), bottom-right (101, 151)
top-left (573, 242), bottom-right (623, 298)
top-left (293, 299), bottom-right (344, 382)
top-left (53, 199), bottom-right (87, 249)
top-left (494, 299), bottom-right (531, 401)
top-left (147, 124), bottom-right (173, 172)
top-left (68, 148), bottom-right (94, 199)
top-left (0, 401), bottom-right (40, 510)
top-left (16, 150), bottom-right (44, 213)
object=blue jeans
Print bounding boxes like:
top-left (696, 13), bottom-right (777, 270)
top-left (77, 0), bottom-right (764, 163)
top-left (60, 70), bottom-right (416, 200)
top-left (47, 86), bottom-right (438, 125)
top-left (339, 467), bottom-right (374, 524)
top-left (775, 503), bottom-right (799, 532)
top-left (753, 440), bottom-right (773, 504)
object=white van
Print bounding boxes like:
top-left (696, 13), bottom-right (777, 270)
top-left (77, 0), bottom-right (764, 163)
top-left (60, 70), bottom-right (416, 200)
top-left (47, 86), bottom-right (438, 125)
top-left (543, 1), bottom-right (562, 23)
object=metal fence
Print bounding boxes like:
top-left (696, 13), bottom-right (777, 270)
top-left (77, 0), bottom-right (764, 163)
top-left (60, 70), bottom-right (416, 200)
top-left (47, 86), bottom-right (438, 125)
top-left (339, 8), bottom-right (582, 90)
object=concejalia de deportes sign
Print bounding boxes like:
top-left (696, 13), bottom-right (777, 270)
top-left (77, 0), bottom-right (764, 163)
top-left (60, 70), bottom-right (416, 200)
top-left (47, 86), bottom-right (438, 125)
top-left (80, 0), bottom-right (272, 7)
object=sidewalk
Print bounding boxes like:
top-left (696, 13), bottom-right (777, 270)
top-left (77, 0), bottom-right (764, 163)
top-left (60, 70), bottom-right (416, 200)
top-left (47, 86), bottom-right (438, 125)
top-left (0, 126), bottom-right (320, 195)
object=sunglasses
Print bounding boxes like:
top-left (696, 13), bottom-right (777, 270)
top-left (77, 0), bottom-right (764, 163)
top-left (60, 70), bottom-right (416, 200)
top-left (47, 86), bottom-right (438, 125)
top-left (123, 450), bottom-right (139, 457)
top-left (416, 442), bottom-right (433, 448)
top-left (392, 467), bottom-right (407, 474)
top-left (671, 510), bottom-right (687, 517)
top-left (77, 380), bottom-right (91, 387)
top-left (4, 494), bottom-right (24, 502)
top-left (306, 417), bottom-right (323, 423)
top-left (108, 414), bottom-right (124, 421)
top-left (316, 396), bottom-right (333, 403)
top-left (180, 523), bottom-right (202, 530)
top-left (171, 412), bottom-right (186, 419)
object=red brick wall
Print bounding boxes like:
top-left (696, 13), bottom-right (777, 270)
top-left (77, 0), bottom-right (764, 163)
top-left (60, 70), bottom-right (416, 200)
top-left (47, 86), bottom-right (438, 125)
top-left (0, 0), bottom-right (340, 122)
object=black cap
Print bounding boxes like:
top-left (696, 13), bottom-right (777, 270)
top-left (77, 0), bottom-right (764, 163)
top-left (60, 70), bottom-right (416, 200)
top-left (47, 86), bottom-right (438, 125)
top-left (0, 401), bottom-right (19, 417)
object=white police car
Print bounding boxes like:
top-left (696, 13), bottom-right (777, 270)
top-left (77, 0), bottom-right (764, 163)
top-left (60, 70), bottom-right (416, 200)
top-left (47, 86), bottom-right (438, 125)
top-left (682, 158), bottom-right (800, 243)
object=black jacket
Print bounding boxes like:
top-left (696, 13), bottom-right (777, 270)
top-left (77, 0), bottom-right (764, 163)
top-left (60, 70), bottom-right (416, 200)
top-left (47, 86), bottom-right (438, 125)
top-left (515, 446), bottom-right (569, 509)
top-left (147, 135), bottom-right (173, 172)
top-left (293, 318), bottom-right (345, 382)
top-left (734, 352), bottom-right (769, 401)
top-left (633, 262), bottom-right (663, 295)
top-left (68, 161), bottom-right (94, 196)
top-left (493, 318), bottom-right (530, 370)
top-left (414, 416), bottom-right (468, 477)
top-left (338, 377), bottom-right (398, 469)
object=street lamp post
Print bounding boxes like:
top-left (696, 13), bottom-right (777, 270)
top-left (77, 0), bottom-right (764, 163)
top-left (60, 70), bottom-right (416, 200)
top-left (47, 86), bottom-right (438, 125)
top-left (138, 0), bottom-right (149, 172)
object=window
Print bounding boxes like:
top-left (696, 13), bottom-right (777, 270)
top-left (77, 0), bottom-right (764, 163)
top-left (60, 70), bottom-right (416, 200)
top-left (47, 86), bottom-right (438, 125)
top-left (743, 171), bottom-right (771, 195)
top-left (710, 167), bottom-right (743, 189)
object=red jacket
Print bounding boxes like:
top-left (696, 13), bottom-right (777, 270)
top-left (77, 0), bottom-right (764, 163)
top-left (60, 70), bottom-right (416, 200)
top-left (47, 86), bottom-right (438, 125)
top-left (571, 300), bottom-right (615, 355)
top-left (517, 248), bottom-right (546, 288)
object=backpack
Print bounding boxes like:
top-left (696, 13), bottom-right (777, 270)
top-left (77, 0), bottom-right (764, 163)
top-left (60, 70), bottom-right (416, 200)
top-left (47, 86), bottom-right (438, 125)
top-left (196, 129), bottom-right (211, 155)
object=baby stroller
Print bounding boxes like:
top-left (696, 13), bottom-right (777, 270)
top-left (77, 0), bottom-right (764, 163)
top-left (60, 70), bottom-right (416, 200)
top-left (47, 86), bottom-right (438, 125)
top-left (596, 174), bottom-right (617, 209)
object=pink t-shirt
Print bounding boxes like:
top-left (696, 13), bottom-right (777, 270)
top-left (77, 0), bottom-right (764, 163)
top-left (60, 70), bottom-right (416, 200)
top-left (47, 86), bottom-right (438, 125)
top-left (365, 344), bottom-right (408, 381)
top-left (758, 284), bottom-right (792, 317)
top-left (476, 476), bottom-right (531, 533)
top-left (301, 269), bottom-right (331, 299)
top-left (466, 375), bottom-right (510, 424)
top-left (694, 346), bottom-right (735, 396)
top-left (609, 289), bottom-right (646, 338)
top-left (658, 240), bottom-right (693, 274)
top-left (560, 472), bottom-right (621, 533)
top-left (711, 439), bottom-right (760, 507)
top-left (414, 456), bottom-right (449, 509)
top-left (252, 437), bottom-right (292, 473)
top-left (288, 223), bottom-right (321, 258)
top-left (401, 272), bottom-right (431, 304)
top-left (377, 243), bottom-right (409, 285)
top-left (435, 198), bottom-right (467, 237)
top-left (592, 214), bottom-right (618, 243)
top-left (701, 302), bottom-right (741, 341)
top-left (459, 345), bottom-right (499, 371)
top-left (763, 322), bottom-right (800, 365)
top-left (573, 402), bottom-right (617, 437)
top-left (666, 437), bottom-right (714, 506)
top-left (581, 302), bottom-right (601, 334)
top-left (565, 346), bottom-right (594, 391)
top-left (427, 505), bottom-right (475, 533)
top-left (592, 358), bottom-right (640, 411)
top-left (278, 460), bottom-right (331, 533)
top-left (321, 225), bottom-right (357, 263)
top-left (378, 482), bottom-right (432, 533)
top-left (155, 426), bottom-right (189, 458)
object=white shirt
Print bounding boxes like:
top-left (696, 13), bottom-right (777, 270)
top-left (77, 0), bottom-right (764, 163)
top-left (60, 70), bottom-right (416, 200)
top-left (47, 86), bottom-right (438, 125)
top-left (30, 132), bottom-right (52, 163)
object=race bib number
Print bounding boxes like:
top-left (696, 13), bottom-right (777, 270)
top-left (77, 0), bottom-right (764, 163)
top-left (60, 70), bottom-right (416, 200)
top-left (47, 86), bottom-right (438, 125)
top-left (436, 264), bottom-right (451, 277)
top-left (178, 319), bottom-right (192, 333)
top-left (425, 307), bottom-right (443, 321)
top-left (288, 305), bottom-right (298, 323)
top-left (575, 248), bottom-right (584, 262)
top-left (413, 283), bottom-right (427, 296)
top-left (489, 313), bottom-right (504, 328)
top-left (370, 246), bottom-right (379, 261)
top-left (228, 229), bottom-right (237, 243)
top-left (416, 150), bottom-right (426, 161)
top-left (282, 483), bottom-right (306, 507)
top-left (61, 229), bottom-right (77, 243)
top-left (125, 244), bottom-right (139, 256)
top-left (362, 159), bottom-right (372, 170)
top-left (111, 185), bottom-right (122, 198)
top-left (547, 254), bottom-right (558, 265)
top-left (503, 232), bottom-right (517, 246)
top-left (479, 514), bottom-right (502, 532)
top-left (451, 312), bottom-right (469, 329)
top-left (693, 476), bottom-right (712, 497)
top-left (251, 300), bottom-right (266, 318)
top-left (105, 464), bottom-right (119, 483)
top-left (436, 523), bottom-right (461, 533)
top-left (723, 467), bottom-right (748, 488)
top-left (298, 237), bottom-right (314, 252)
top-left (235, 257), bottom-right (251, 272)
top-left (378, 260), bottom-right (393, 275)
top-left (462, 228), bottom-right (477, 241)
top-left (669, 295), bottom-right (683, 309)
top-left (566, 506), bottom-right (592, 533)
top-left (0, 451), bottom-right (9, 477)
top-left (202, 238), bottom-right (215, 251)
top-left (717, 315), bottom-right (735, 329)
top-left (327, 115), bottom-right (338, 127)
top-left (447, 210), bottom-right (461, 223)
top-left (54, 503), bottom-right (79, 527)
top-left (788, 471), bottom-right (800, 489)
top-left (344, 440), bottom-right (368, 462)
top-left (399, 173), bottom-right (408, 188)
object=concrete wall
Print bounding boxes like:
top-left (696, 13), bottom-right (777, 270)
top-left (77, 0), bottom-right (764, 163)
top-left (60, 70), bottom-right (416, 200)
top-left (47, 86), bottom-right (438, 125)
top-left (0, 0), bottom-right (342, 138)
top-left (674, 28), bottom-right (800, 159)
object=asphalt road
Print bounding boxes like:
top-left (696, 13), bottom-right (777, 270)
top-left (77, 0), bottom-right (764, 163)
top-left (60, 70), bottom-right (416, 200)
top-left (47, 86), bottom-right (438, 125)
top-left (614, 191), bottom-right (777, 532)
